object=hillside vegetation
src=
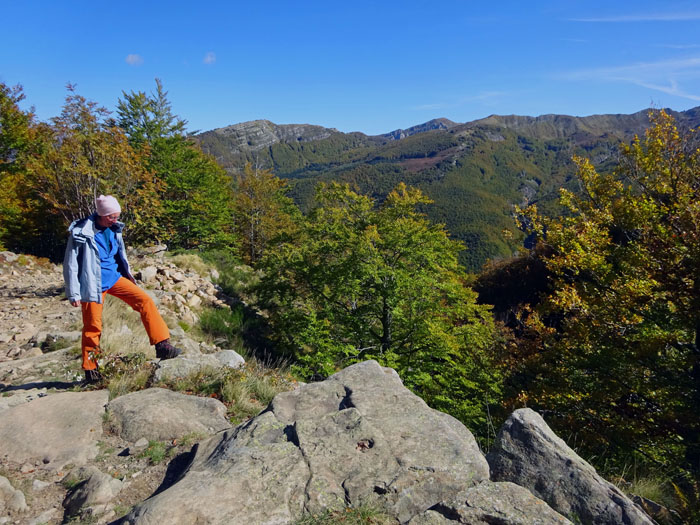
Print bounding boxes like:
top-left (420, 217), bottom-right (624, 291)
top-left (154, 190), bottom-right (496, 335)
top-left (197, 107), bottom-right (700, 271)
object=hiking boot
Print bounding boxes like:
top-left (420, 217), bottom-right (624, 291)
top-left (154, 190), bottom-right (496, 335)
top-left (82, 368), bottom-right (103, 386)
top-left (155, 339), bottom-right (182, 360)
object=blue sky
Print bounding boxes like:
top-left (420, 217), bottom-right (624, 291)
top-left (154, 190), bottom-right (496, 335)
top-left (2, 1), bottom-right (700, 135)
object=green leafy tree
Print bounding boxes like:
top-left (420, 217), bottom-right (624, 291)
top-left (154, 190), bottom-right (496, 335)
top-left (0, 82), bottom-right (42, 251)
top-left (116, 78), bottom-right (187, 147)
top-left (519, 110), bottom-right (700, 473)
top-left (232, 163), bottom-right (300, 264)
top-left (26, 86), bottom-right (161, 250)
top-left (117, 79), bottom-right (235, 250)
top-left (258, 182), bottom-right (502, 431)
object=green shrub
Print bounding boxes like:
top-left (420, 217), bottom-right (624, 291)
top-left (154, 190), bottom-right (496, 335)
top-left (138, 440), bottom-right (169, 464)
top-left (100, 353), bottom-right (153, 399)
top-left (198, 305), bottom-right (247, 348)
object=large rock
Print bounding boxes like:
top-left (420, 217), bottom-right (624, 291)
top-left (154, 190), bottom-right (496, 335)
top-left (409, 481), bottom-right (571, 524)
top-left (486, 408), bottom-right (654, 525)
top-left (0, 390), bottom-right (108, 470)
top-left (106, 388), bottom-right (231, 442)
top-left (0, 475), bottom-right (27, 514)
top-left (153, 351), bottom-right (244, 382)
top-left (120, 361), bottom-right (491, 525)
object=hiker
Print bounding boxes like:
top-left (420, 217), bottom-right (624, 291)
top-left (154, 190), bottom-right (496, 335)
top-left (63, 195), bottom-right (181, 384)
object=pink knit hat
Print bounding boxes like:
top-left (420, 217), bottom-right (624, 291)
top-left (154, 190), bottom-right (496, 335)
top-left (95, 195), bottom-right (121, 216)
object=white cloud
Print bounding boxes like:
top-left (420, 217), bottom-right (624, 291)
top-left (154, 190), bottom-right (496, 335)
top-left (560, 57), bottom-right (700, 101)
top-left (125, 54), bottom-right (144, 66)
top-left (570, 12), bottom-right (700, 22)
top-left (656, 43), bottom-right (700, 49)
top-left (203, 52), bottom-right (216, 65)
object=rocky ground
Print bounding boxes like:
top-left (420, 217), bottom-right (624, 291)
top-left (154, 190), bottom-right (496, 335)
top-left (0, 249), bottom-right (248, 524)
top-left (0, 251), bottom-right (662, 525)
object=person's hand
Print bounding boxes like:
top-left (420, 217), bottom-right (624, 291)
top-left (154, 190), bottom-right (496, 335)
top-left (127, 275), bottom-right (136, 284)
top-left (70, 299), bottom-right (81, 307)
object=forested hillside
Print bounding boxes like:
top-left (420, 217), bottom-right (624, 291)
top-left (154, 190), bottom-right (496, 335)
top-left (198, 107), bottom-right (700, 270)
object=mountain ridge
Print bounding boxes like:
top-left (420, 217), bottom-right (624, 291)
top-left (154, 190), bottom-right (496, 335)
top-left (200, 106), bottom-right (700, 147)
top-left (196, 106), bottom-right (700, 270)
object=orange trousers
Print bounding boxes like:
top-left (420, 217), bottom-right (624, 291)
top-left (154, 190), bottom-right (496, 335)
top-left (81, 277), bottom-right (170, 370)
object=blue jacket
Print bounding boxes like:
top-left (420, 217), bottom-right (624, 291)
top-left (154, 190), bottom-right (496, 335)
top-left (63, 214), bottom-right (133, 303)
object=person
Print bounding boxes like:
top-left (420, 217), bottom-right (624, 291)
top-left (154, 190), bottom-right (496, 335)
top-left (64, 195), bottom-right (181, 384)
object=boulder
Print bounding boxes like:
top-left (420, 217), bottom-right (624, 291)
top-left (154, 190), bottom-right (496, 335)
top-left (0, 475), bottom-right (27, 514)
top-left (106, 388), bottom-right (230, 442)
top-left (119, 360), bottom-right (490, 525)
top-left (62, 466), bottom-right (123, 517)
top-left (486, 408), bottom-right (654, 525)
top-left (214, 350), bottom-right (245, 369)
top-left (153, 351), bottom-right (244, 382)
top-left (0, 390), bottom-right (108, 470)
top-left (408, 481), bottom-right (571, 524)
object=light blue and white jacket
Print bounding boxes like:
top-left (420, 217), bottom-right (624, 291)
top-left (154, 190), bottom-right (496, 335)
top-left (63, 214), bottom-right (133, 304)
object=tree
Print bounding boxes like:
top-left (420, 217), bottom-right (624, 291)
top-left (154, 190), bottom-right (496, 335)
top-left (0, 82), bottom-right (41, 251)
top-left (258, 182), bottom-right (502, 432)
top-left (231, 163), bottom-right (300, 264)
top-left (26, 86), bottom-right (162, 250)
top-left (116, 80), bottom-right (235, 250)
top-left (116, 78), bottom-right (187, 147)
top-left (519, 110), bottom-right (700, 473)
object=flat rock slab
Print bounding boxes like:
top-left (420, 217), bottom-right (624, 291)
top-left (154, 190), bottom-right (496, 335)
top-left (106, 387), bottom-right (231, 442)
top-left (409, 481), bottom-right (571, 524)
top-left (487, 408), bottom-right (654, 525)
top-left (120, 360), bottom-right (490, 525)
top-left (0, 390), bottom-right (108, 471)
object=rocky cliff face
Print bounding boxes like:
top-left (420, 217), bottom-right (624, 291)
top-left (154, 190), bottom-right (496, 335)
top-left (382, 118), bottom-right (459, 141)
top-left (199, 120), bottom-right (339, 155)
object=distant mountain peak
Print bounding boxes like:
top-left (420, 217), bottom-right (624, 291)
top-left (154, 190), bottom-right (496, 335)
top-left (204, 120), bottom-right (340, 153)
top-left (381, 118), bottom-right (459, 140)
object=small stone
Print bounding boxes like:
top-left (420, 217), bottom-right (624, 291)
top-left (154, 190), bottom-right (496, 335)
top-left (137, 266), bottom-right (158, 283)
top-left (187, 295), bottom-right (202, 308)
top-left (33, 479), bottom-right (51, 491)
top-left (134, 437), bottom-right (149, 448)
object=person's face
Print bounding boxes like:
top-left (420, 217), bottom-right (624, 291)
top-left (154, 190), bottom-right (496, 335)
top-left (97, 213), bottom-right (120, 228)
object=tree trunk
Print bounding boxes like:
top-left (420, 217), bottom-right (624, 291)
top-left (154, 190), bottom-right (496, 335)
top-left (381, 296), bottom-right (392, 354)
